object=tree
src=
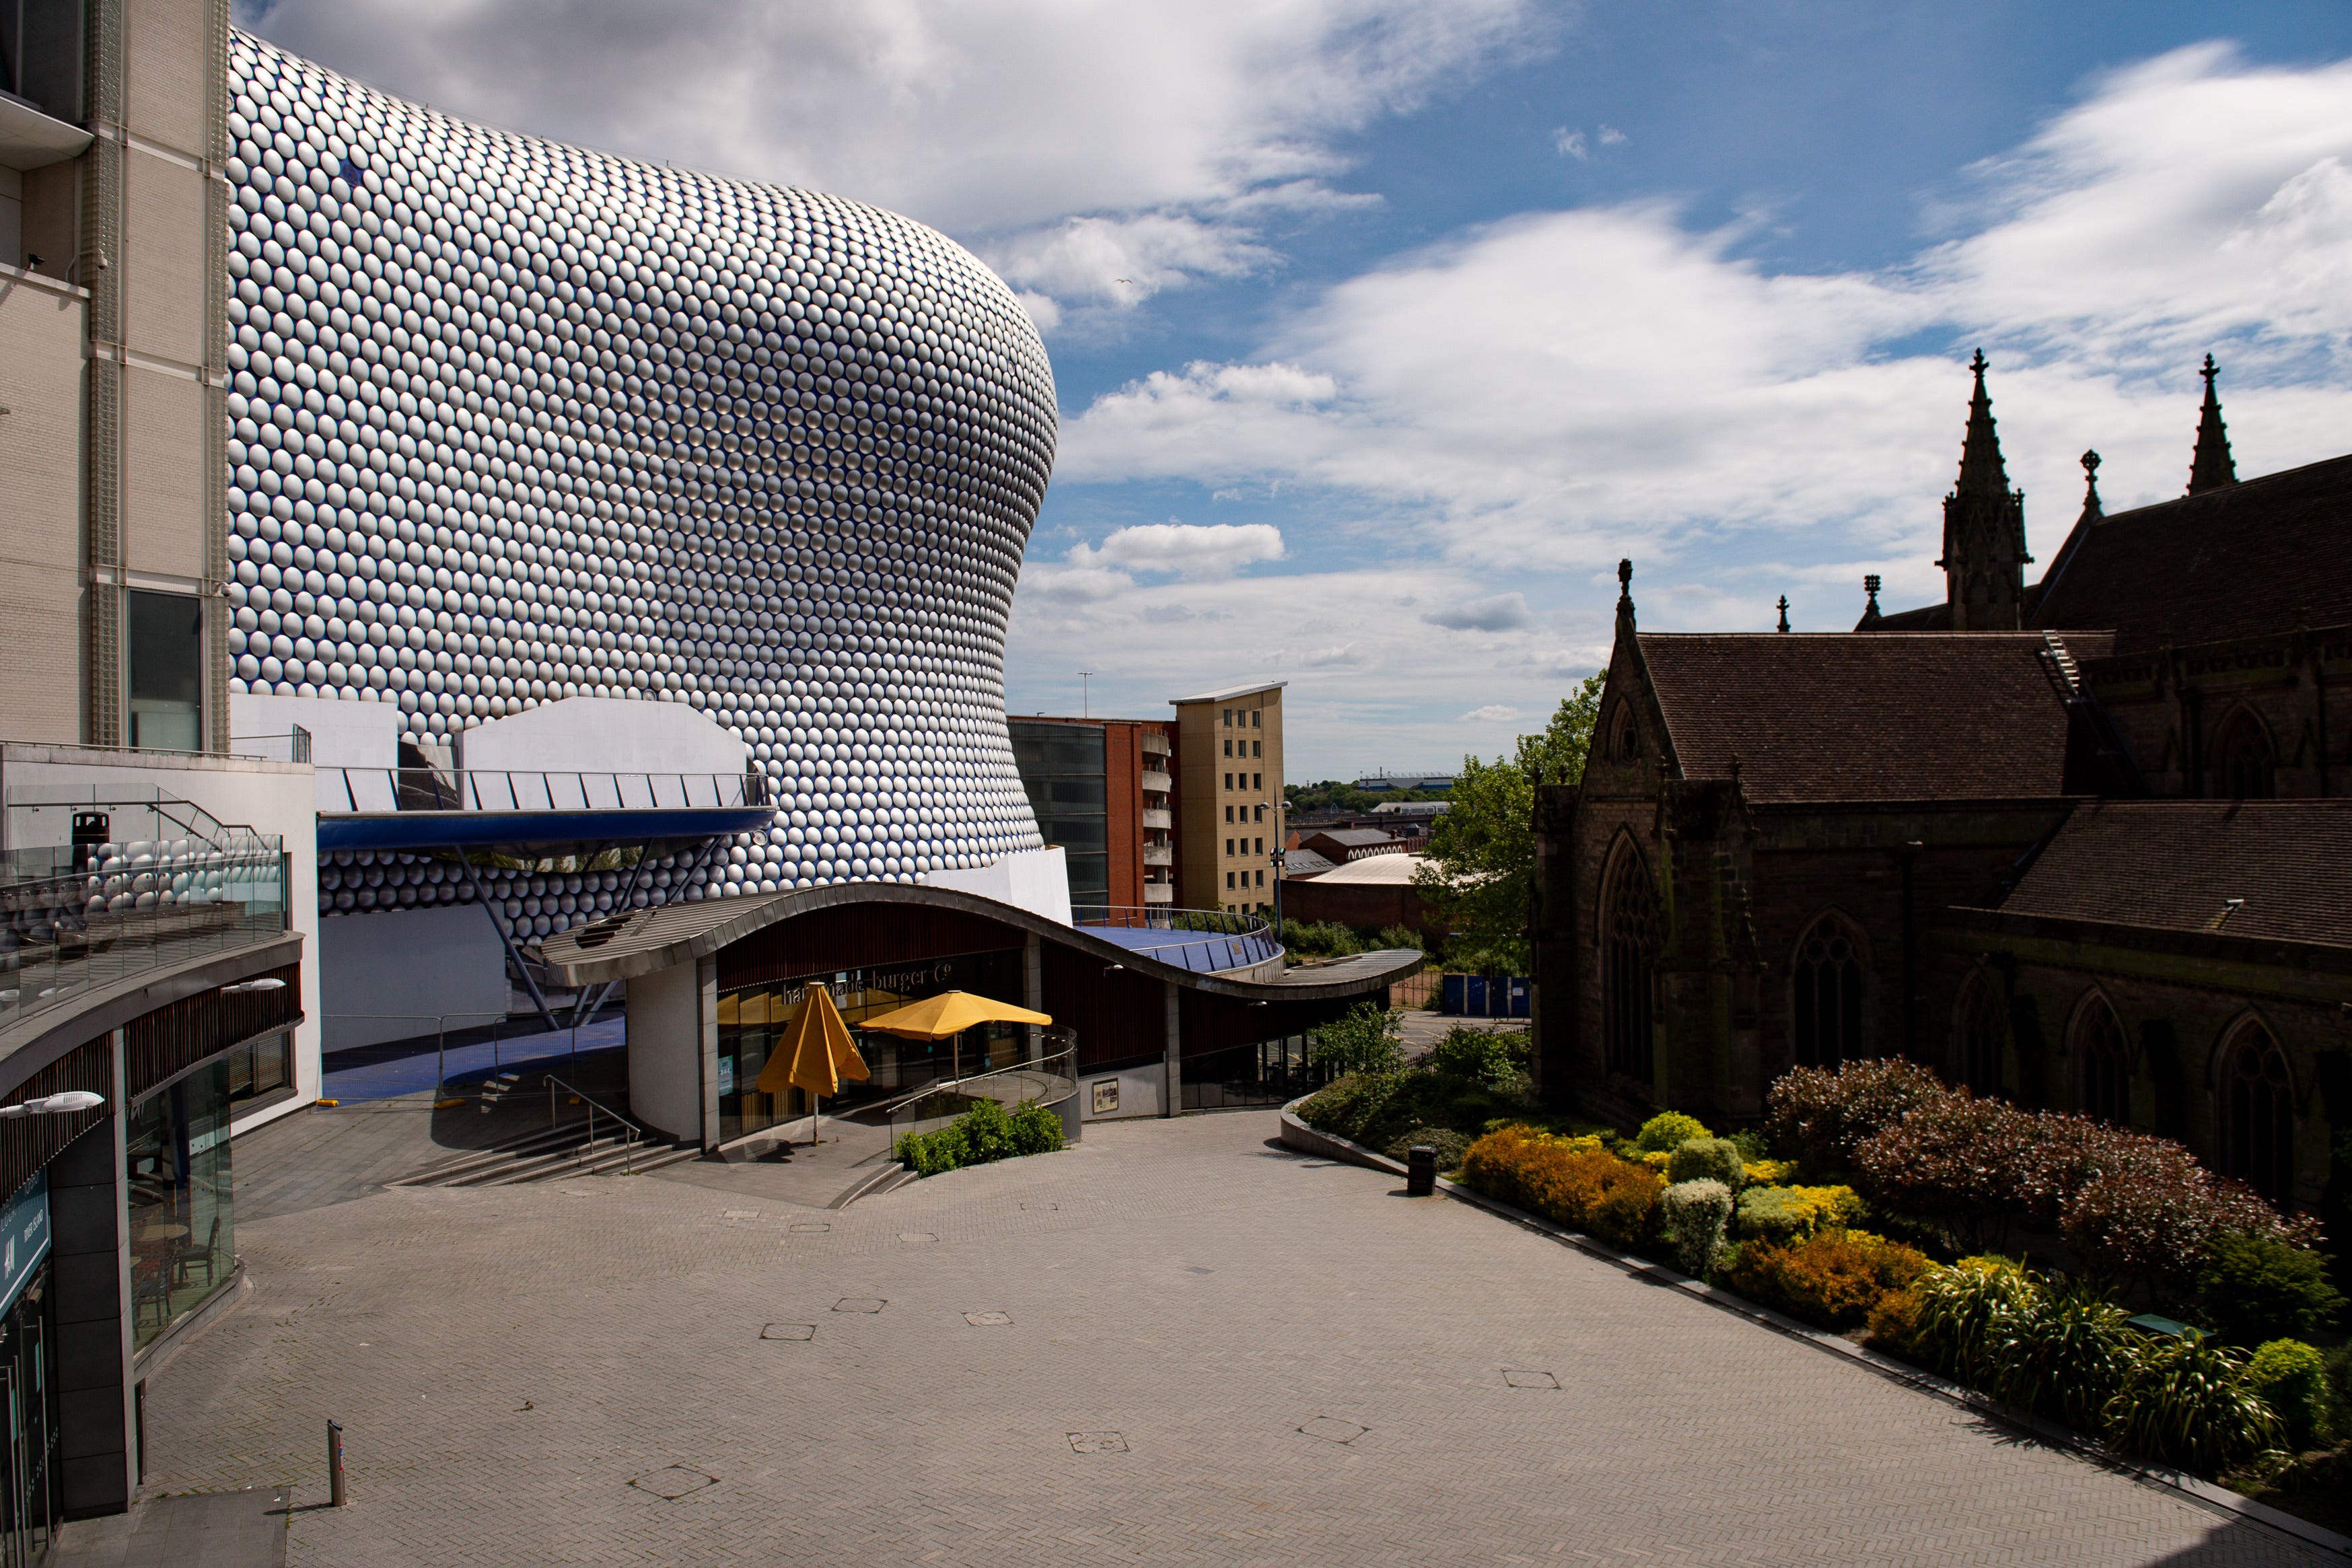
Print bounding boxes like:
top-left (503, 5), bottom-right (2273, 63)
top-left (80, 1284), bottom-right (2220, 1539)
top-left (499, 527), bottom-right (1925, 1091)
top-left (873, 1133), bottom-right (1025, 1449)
top-left (1413, 674), bottom-right (1604, 971)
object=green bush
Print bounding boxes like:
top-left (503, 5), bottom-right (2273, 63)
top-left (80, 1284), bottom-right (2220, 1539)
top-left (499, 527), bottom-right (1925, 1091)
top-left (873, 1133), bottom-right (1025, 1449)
top-left (1297, 1063), bottom-right (1536, 1155)
top-left (2102, 1334), bottom-right (2283, 1473)
top-left (1280, 919), bottom-right (1364, 959)
top-left (2192, 1231), bottom-right (2346, 1346)
top-left (1633, 1110), bottom-right (1713, 1154)
top-left (1384, 1124), bottom-right (1471, 1170)
top-left (1908, 1256), bottom-right (2042, 1384)
top-left (1425, 1026), bottom-right (1525, 1087)
top-left (1009, 1099), bottom-right (1065, 1157)
top-left (895, 1097), bottom-right (1063, 1178)
top-left (1987, 1281), bottom-right (2135, 1430)
top-left (1667, 1137), bottom-right (1746, 1190)
top-left (1661, 1178), bottom-right (1734, 1279)
top-left (2245, 1340), bottom-right (2334, 1450)
top-left (1294, 1071), bottom-right (1403, 1143)
top-left (1309, 1001), bottom-right (1406, 1077)
top-left (2330, 1345), bottom-right (2352, 1446)
top-left (1735, 1184), bottom-right (1867, 1245)
top-left (1373, 924), bottom-right (1426, 952)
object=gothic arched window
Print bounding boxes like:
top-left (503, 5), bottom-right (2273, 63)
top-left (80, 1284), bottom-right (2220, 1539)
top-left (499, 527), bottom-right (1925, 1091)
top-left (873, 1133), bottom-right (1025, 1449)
top-left (1600, 841), bottom-right (1657, 1080)
top-left (1608, 702), bottom-right (1639, 763)
top-left (2071, 994), bottom-right (2130, 1125)
top-left (2213, 709), bottom-right (2276, 800)
top-left (1955, 972), bottom-right (2005, 1096)
top-left (2219, 1021), bottom-right (2294, 1203)
top-left (1791, 914), bottom-right (1865, 1069)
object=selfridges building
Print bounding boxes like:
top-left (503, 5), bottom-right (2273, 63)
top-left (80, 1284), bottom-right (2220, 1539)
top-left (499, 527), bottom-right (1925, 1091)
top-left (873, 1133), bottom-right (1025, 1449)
top-left (223, 35), bottom-right (1053, 917)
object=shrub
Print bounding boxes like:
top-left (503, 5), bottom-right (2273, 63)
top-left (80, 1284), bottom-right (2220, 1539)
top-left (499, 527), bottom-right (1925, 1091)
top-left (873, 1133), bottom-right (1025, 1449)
top-left (2102, 1335), bottom-right (2283, 1473)
top-left (1295, 1071), bottom-right (1404, 1143)
top-left (1736, 1184), bottom-right (1867, 1246)
top-left (1633, 1110), bottom-right (1713, 1153)
top-left (1425, 1026), bottom-right (1525, 1088)
top-left (2192, 1232), bottom-right (2346, 1347)
top-left (1384, 1124), bottom-right (1472, 1171)
top-left (1986, 1280), bottom-right (2135, 1430)
top-left (1907, 1256), bottom-right (2042, 1383)
top-left (2330, 1345), bottom-right (2352, 1445)
top-left (1310, 1001), bottom-right (1406, 1077)
top-left (2245, 1340), bottom-right (2334, 1450)
top-left (1374, 924), bottom-right (1426, 952)
top-left (1765, 1057), bottom-right (1946, 1170)
top-left (1866, 1286), bottom-right (1927, 1356)
top-left (1009, 1099), bottom-right (1065, 1157)
top-left (1742, 1157), bottom-right (1799, 1185)
top-left (895, 1097), bottom-right (1061, 1177)
top-left (1661, 1178), bottom-right (1734, 1278)
top-left (958, 1098), bottom-right (1014, 1163)
top-left (1851, 1091), bottom-right (2037, 1249)
top-left (1460, 1126), bottom-right (1664, 1250)
top-left (1726, 1228), bottom-right (1932, 1330)
top-left (1281, 919), bottom-right (1364, 958)
top-left (1667, 1137), bottom-right (1747, 1190)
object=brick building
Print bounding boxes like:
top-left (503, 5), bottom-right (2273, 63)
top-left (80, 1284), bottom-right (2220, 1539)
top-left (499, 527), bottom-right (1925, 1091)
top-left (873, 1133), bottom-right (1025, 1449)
top-left (1534, 354), bottom-right (2352, 1213)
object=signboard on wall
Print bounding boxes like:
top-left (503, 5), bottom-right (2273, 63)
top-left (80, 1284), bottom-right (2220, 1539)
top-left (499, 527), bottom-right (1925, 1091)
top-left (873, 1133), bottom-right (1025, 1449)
top-left (1092, 1080), bottom-right (1119, 1115)
top-left (0, 1173), bottom-right (50, 1314)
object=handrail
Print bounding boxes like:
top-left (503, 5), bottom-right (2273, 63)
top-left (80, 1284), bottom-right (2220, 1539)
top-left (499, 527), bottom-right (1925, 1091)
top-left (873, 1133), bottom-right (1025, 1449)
top-left (547, 1072), bottom-right (649, 1175)
top-left (876, 1046), bottom-right (1077, 1119)
top-left (318, 767), bottom-right (769, 816)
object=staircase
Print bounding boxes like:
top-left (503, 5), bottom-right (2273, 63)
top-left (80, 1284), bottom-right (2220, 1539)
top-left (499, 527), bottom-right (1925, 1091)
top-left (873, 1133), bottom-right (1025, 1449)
top-left (394, 1119), bottom-right (701, 1188)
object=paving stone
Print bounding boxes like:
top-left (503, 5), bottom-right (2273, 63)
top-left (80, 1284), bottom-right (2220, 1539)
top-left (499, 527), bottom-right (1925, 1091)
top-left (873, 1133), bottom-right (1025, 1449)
top-left (129, 1112), bottom-right (2335, 1567)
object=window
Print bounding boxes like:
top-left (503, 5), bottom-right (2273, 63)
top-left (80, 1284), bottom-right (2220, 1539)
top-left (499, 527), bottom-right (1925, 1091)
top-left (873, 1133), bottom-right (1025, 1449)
top-left (1225, 839), bottom-right (1234, 857)
top-left (2071, 994), bottom-right (2130, 1125)
top-left (129, 590), bottom-right (204, 751)
top-left (1252, 740), bottom-right (1261, 758)
top-left (1600, 841), bottom-right (1658, 1079)
top-left (1954, 973), bottom-right (2004, 1096)
top-left (1253, 805), bottom-right (1264, 822)
top-left (226, 1032), bottom-right (291, 1104)
top-left (1225, 871), bottom-right (1236, 890)
top-left (0, 0), bottom-right (84, 126)
top-left (1252, 772), bottom-right (1261, 790)
top-left (2219, 1020), bottom-right (2293, 1202)
top-left (1252, 710), bottom-right (1260, 728)
top-left (1223, 709), bottom-right (1232, 727)
top-left (1254, 837), bottom-right (1263, 854)
top-left (1791, 914), bottom-right (1865, 1069)
top-left (1222, 738), bottom-right (1231, 757)
top-left (2213, 710), bottom-right (2276, 800)
top-left (1223, 772), bottom-right (1232, 791)
top-left (1256, 869), bottom-right (1264, 886)
top-left (1612, 704), bottom-right (1639, 762)
top-left (1223, 805), bottom-right (1233, 823)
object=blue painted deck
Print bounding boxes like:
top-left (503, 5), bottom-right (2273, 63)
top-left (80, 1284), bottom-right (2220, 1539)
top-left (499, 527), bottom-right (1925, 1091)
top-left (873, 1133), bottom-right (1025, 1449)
top-left (1075, 923), bottom-right (1281, 974)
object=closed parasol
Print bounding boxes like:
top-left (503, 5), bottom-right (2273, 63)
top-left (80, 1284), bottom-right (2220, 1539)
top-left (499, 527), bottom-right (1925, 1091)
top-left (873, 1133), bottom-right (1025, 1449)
top-left (755, 983), bottom-right (869, 1144)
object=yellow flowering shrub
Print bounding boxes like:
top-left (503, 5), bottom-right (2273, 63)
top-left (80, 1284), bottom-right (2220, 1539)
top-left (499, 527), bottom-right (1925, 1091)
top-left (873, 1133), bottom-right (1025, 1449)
top-left (1742, 1157), bottom-right (1798, 1185)
top-left (1736, 1182), bottom-right (1867, 1244)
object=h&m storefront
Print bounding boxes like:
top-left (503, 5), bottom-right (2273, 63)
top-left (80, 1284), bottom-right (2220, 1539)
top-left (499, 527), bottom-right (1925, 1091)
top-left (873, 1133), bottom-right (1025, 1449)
top-left (544, 884), bottom-right (1421, 1153)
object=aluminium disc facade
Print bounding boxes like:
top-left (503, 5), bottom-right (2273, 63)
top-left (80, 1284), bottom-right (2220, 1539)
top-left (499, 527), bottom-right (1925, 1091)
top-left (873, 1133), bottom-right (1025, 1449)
top-left (221, 35), bottom-right (1053, 929)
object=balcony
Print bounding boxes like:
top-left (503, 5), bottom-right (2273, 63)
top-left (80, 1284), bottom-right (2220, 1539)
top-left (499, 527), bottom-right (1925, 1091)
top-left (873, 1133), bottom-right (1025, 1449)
top-left (1139, 731), bottom-right (1172, 756)
top-left (1141, 808), bottom-right (1173, 830)
top-left (315, 767), bottom-right (775, 852)
top-left (1142, 882), bottom-right (1174, 904)
top-left (1140, 769), bottom-right (1172, 794)
top-left (1143, 844), bottom-right (1173, 867)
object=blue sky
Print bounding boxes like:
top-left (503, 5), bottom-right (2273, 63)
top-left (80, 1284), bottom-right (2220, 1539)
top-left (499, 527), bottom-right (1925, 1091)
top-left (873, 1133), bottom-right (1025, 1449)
top-left (242, 1), bottom-right (2352, 780)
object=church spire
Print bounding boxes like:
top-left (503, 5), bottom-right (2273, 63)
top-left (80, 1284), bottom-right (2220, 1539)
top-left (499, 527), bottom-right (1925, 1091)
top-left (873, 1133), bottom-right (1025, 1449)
top-left (2077, 450), bottom-right (2103, 527)
top-left (2187, 354), bottom-right (2238, 495)
top-left (1937, 350), bottom-right (2032, 631)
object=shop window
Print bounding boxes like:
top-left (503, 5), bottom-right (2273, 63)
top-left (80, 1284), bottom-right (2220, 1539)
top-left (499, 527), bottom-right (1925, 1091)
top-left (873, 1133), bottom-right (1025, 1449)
top-left (1791, 913), bottom-right (1865, 1069)
top-left (226, 1032), bottom-right (291, 1103)
top-left (1954, 972), bottom-right (2005, 1096)
top-left (1600, 839), bottom-right (1657, 1079)
top-left (129, 590), bottom-right (204, 752)
top-left (2219, 1020), bottom-right (2293, 1202)
top-left (127, 1059), bottom-right (236, 1351)
top-left (2071, 994), bottom-right (2130, 1125)
top-left (0, 1200), bottom-right (56, 1565)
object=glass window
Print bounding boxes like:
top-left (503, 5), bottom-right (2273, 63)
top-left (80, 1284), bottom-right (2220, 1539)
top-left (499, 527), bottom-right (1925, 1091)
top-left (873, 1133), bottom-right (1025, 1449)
top-left (127, 1060), bottom-right (236, 1351)
top-left (128, 590), bottom-right (204, 752)
top-left (1602, 842), bottom-right (1658, 1079)
top-left (225, 1033), bottom-right (291, 1103)
top-left (0, 1209), bottom-right (57, 1568)
top-left (1252, 740), bottom-right (1261, 757)
top-left (1225, 871), bottom-right (1235, 890)
top-left (1792, 915), bottom-right (1866, 1069)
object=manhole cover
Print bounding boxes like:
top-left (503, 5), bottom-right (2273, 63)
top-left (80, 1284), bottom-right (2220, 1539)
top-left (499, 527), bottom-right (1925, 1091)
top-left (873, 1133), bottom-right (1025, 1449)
top-left (760, 1323), bottom-right (815, 1341)
top-left (629, 1464), bottom-right (717, 1499)
top-left (1503, 1369), bottom-right (1559, 1389)
top-left (898, 1232), bottom-right (937, 1244)
top-left (832, 1297), bottom-right (887, 1314)
top-left (1298, 1417), bottom-right (1367, 1444)
top-left (1068, 1432), bottom-right (1128, 1454)
top-left (964, 1311), bottom-right (1012, 1326)
top-left (789, 1222), bottom-right (829, 1233)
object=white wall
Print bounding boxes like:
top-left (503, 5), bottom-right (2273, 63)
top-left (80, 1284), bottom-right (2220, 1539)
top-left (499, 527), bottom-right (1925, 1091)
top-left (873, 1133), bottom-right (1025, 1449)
top-left (927, 845), bottom-right (1072, 927)
top-left (317, 904), bottom-right (509, 1051)
top-left (228, 691), bottom-right (401, 771)
top-left (0, 744), bottom-right (322, 1134)
top-left (627, 959), bottom-right (703, 1143)
top-left (1075, 1064), bottom-right (1164, 1121)
top-left (458, 694), bottom-right (748, 775)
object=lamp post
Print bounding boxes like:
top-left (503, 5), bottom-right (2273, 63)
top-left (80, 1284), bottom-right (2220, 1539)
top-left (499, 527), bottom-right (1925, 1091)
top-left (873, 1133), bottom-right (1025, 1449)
top-left (0, 1091), bottom-right (105, 1118)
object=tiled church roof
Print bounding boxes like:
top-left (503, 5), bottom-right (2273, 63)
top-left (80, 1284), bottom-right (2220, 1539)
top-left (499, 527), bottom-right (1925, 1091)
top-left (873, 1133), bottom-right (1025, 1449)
top-left (1638, 632), bottom-right (2112, 803)
top-left (1998, 799), bottom-right (2352, 950)
top-left (2029, 452), bottom-right (2352, 653)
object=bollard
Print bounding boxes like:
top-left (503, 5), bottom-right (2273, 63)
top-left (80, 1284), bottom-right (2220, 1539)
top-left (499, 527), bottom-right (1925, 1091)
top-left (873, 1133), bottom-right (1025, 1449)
top-left (1406, 1145), bottom-right (1436, 1197)
top-left (327, 1419), bottom-right (347, 1507)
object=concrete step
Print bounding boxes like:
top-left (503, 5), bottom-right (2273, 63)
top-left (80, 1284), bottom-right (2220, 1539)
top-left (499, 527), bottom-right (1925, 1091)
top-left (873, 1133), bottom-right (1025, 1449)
top-left (392, 1122), bottom-right (593, 1186)
top-left (472, 1132), bottom-right (637, 1186)
top-left (829, 1160), bottom-right (918, 1209)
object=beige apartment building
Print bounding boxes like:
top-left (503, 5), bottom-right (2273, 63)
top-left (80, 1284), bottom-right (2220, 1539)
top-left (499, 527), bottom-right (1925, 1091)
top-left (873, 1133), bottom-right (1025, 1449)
top-left (1171, 680), bottom-right (1283, 915)
top-left (3, 0), bottom-right (231, 751)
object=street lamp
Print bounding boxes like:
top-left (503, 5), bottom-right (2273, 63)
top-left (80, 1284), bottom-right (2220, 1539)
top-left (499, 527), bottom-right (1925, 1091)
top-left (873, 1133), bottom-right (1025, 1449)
top-left (0, 1091), bottom-right (105, 1118)
top-left (222, 978), bottom-right (286, 995)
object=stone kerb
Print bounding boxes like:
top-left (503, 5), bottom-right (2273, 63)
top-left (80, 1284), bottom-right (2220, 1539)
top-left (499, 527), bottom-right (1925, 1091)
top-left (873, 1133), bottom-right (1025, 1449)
top-left (1273, 1098), bottom-right (2352, 1563)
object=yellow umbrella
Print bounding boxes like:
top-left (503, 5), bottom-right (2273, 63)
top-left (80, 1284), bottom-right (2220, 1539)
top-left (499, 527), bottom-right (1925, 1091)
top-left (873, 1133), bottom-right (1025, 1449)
top-left (855, 991), bottom-right (1053, 1040)
top-left (755, 985), bottom-right (869, 1143)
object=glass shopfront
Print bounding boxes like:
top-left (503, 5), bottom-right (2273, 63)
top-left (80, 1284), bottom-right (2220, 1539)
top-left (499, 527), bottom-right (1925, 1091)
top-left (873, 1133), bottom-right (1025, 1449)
top-left (225, 1032), bottom-right (290, 1106)
top-left (127, 1061), bottom-right (236, 1351)
top-left (0, 1174), bottom-right (56, 1568)
top-left (717, 948), bottom-right (1026, 1142)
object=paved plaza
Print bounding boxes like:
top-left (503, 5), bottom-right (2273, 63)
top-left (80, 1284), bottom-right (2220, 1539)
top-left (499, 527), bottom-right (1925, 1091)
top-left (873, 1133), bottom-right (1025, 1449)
top-left (120, 1110), bottom-right (2326, 1567)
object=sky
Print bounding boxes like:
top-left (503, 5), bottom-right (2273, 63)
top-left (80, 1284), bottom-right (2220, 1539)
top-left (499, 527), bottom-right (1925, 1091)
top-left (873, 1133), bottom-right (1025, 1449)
top-left (235, 1), bottom-right (2352, 783)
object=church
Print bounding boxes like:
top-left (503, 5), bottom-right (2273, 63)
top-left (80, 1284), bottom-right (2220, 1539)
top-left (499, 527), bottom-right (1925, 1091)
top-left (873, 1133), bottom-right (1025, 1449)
top-left (1530, 354), bottom-right (2352, 1214)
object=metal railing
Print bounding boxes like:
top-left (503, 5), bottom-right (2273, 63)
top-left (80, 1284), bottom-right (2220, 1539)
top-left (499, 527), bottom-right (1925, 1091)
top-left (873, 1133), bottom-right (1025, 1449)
top-left (0, 836), bottom-right (288, 1031)
top-left (1071, 904), bottom-right (1281, 974)
top-left (882, 1046), bottom-right (1077, 1149)
top-left (546, 1073), bottom-right (647, 1174)
top-left (317, 767), bottom-right (769, 816)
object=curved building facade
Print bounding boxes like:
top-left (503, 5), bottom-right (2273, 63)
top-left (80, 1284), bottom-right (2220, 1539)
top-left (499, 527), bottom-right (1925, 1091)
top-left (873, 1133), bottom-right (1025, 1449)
top-left (221, 35), bottom-right (1053, 913)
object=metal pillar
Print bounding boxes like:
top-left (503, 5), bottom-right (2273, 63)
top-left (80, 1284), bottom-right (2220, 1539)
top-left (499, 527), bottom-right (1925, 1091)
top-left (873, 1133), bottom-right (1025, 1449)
top-left (1162, 980), bottom-right (1182, 1117)
top-left (451, 848), bottom-right (560, 1032)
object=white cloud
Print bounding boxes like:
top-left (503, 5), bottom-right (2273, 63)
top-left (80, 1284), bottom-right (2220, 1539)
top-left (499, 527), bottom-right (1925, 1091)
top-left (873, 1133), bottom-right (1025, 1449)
top-left (1425, 592), bottom-right (1534, 631)
top-left (1461, 704), bottom-right (1521, 722)
top-left (236, 0), bottom-right (1544, 322)
top-left (1553, 127), bottom-right (1587, 159)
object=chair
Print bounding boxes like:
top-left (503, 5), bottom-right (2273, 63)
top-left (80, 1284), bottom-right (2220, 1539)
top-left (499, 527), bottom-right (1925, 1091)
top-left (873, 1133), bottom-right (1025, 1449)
top-left (172, 1215), bottom-right (221, 1290)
